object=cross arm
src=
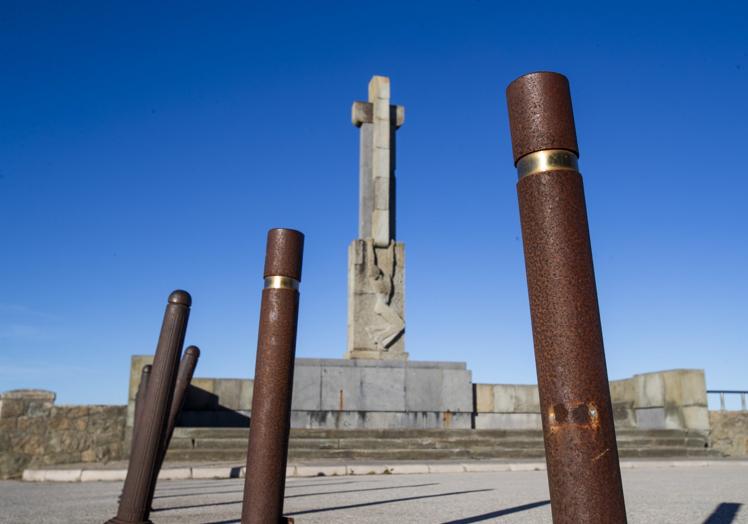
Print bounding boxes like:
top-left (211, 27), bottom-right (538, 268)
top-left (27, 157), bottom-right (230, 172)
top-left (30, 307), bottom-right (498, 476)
top-left (351, 101), bottom-right (405, 128)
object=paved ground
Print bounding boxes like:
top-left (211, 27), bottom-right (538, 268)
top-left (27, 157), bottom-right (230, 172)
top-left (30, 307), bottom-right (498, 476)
top-left (1, 465), bottom-right (746, 523)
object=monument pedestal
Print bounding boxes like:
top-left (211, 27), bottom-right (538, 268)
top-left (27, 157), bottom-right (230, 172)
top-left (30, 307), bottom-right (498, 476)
top-left (290, 358), bottom-right (472, 429)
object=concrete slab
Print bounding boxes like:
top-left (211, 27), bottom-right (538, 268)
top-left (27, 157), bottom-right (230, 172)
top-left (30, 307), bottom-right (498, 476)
top-left (5, 464), bottom-right (748, 523)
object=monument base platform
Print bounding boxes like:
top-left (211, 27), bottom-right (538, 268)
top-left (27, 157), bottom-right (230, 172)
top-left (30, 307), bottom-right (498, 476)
top-left (129, 358), bottom-right (473, 430)
top-left (290, 358), bottom-right (472, 429)
top-left (126, 356), bottom-right (710, 434)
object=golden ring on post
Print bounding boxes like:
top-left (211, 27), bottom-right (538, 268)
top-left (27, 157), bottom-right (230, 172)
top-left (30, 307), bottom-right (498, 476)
top-left (264, 276), bottom-right (300, 290)
top-left (516, 149), bottom-right (579, 179)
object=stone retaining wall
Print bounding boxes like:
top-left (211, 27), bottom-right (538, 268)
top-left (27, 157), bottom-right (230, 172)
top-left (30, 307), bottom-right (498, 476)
top-left (0, 389), bottom-right (126, 479)
top-left (709, 411), bottom-right (748, 456)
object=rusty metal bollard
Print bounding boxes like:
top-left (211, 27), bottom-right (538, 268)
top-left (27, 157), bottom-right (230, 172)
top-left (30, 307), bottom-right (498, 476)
top-left (107, 290), bottom-right (191, 524)
top-left (506, 72), bottom-right (627, 523)
top-left (241, 228), bottom-right (304, 524)
top-left (145, 345), bottom-right (201, 512)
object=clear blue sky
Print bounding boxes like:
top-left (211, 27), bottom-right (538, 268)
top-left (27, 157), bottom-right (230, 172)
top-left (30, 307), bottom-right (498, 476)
top-left (1, 2), bottom-right (746, 406)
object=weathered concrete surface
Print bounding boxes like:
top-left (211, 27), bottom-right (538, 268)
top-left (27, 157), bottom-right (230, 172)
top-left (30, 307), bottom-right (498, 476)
top-left (0, 390), bottom-right (125, 479)
top-left (710, 411), bottom-right (748, 456)
top-left (129, 358), bottom-right (471, 429)
top-left (129, 362), bottom-right (712, 432)
top-left (158, 427), bottom-right (717, 463)
top-left (3, 464), bottom-right (747, 523)
top-left (474, 369), bottom-right (709, 431)
top-left (290, 359), bottom-right (471, 429)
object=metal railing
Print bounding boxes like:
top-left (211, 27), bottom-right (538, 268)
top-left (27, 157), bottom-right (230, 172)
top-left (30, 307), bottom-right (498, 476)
top-left (707, 390), bottom-right (748, 411)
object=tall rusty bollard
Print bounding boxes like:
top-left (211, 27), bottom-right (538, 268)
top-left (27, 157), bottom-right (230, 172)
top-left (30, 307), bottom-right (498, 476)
top-left (108, 290), bottom-right (191, 524)
top-left (241, 228), bottom-right (304, 524)
top-left (506, 72), bottom-right (627, 523)
top-left (146, 345), bottom-right (200, 512)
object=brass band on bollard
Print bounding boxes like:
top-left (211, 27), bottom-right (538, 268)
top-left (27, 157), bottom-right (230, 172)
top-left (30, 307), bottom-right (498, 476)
top-left (264, 275), bottom-right (300, 290)
top-left (516, 149), bottom-right (579, 178)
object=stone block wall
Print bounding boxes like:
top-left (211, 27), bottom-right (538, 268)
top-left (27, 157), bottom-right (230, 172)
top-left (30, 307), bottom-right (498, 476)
top-left (290, 359), bottom-right (472, 429)
top-left (0, 390), bottom-right (126, 479)
top-left (128, 357), bottom-right (473, 429)
top-left (128, 357), bottom-right (710, 433)
top-left (474, 384), bottom-right (541, 430)
top-left (709, 411), bottom-right (748, 456)
top-left (475, 369), bottom-right (710, 432)
top-left (614, 370), bottom-right (709, 430)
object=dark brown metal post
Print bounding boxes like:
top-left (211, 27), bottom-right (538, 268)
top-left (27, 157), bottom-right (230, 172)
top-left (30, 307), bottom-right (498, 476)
top-left (506, 72), bottom-right (627, 523)
top-left (241, 228), bottom-right (304, 524)
top-left (108, 290), bottom-right (191, 524)
top-left (129, 365), bottom-right (152, 459)
top-left (145, 345), bottom-right (200, 512)
top-left (119, 365), bottom-right (152, 504)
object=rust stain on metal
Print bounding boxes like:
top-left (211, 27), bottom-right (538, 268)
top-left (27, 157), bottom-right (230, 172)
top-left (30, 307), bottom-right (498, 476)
top-left (592, 448), bottom-right (611, 463)
top-left (506, 72), bottom-right (627, 523)
top-left (442, 410), bottom-right (453, 428)
top-left (506, 71), bottom-right (578, 164)
top-left (241, 228), bottom-right (304, 524)
top-left (264, 228), bottom-right (304, 281)
top-left (547, 401), bottom-right (600, 433)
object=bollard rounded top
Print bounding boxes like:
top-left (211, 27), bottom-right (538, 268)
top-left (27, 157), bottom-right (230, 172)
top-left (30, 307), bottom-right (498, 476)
top-left (184, 345), bottom-right (201, 358)
top-left (168, 290), bottom-right (192, 306)
top-left (506, 71), bottom-right (579, 164)
top-left (263, 228), bottom-right (305, 282)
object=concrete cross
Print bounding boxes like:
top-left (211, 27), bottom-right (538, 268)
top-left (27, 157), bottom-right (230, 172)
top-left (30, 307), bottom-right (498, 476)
top-left (351, 76), bottom-right (405, 247)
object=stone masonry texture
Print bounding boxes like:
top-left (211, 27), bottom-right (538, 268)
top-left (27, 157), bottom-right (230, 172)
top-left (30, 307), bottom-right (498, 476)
top-left (709, 411), bottom-right (748, 457)
top-left (0, 389), bottom-right (126, 479)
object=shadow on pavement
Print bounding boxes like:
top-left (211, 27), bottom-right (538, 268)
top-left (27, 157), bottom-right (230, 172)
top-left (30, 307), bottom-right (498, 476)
top-left (703, 503), bottom-right (743, 524)
top-left (285, 479), bottom-right (377, 489)
top-left (152, 500), bottom-right (242, 512)
top-left (154, 480), bottom-right (244, 492)
top-left (154, 488), bottom-right (244, 499)
top-left (285, 488), bottom-right (494, 516)
top-left (285, 482), bottom-right (439, 499)
top-left (442, 500), bottom-right (551, 523)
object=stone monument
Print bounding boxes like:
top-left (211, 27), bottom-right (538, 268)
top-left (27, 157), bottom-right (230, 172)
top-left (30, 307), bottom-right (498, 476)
top-left (346, 75), bottom-right (407, 360)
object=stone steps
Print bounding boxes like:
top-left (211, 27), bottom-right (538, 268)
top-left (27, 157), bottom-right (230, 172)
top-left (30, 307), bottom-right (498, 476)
top-left (171, 427), bottom-right (700, 440)
top-left (164, 447), bottom-right (720, 463)
top-left (165, 427), bottom-right (719, 463)
top-left (170, 435), bottom-right (709, 451)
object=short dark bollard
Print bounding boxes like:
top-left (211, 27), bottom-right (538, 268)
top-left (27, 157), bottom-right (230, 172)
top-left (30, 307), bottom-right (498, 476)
top-left (130, 364), bottom-right (152, 459)
top-left (241, 228), bottom-right (304, 524)
top-left (506, 72), bottom-right (627, 523)
top-left (108, 290), bottom-right (191, 524)
top-left (146, 345), bottom-right (201, 512)
top-left (120, 365), bottom-right (152, 504)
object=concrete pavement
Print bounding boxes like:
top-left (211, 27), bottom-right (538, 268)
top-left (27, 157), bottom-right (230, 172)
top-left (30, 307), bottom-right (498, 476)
top-left (2, 463), bottom-right (747, 523)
